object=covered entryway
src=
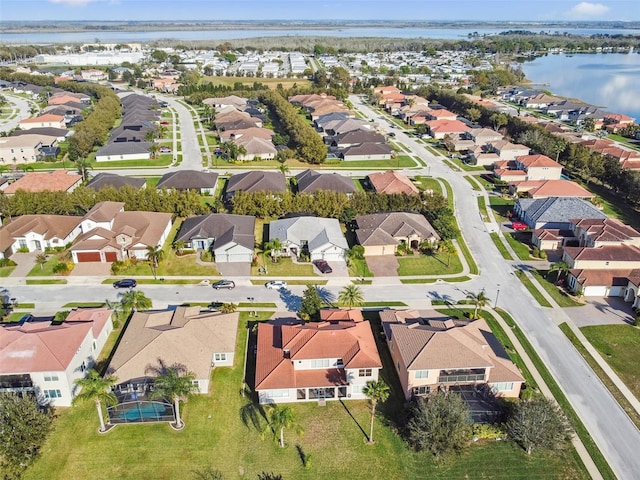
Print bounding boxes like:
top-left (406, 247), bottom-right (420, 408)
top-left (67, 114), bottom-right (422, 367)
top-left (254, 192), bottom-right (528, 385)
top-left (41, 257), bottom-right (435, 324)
top-left (76, 252), bottom-right (101, 262)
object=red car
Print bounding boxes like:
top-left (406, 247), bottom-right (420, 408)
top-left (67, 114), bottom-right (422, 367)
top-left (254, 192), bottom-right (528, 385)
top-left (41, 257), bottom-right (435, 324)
top-left (511, 222), bottom-right (528, 231)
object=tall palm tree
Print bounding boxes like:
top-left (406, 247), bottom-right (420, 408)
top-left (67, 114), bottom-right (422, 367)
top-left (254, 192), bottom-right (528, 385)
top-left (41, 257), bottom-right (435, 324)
top-left (438, 240), bottom-right (456, 268)
top-left (466, 289), bottom-right (490, 319)
top-left (148, 143), bottom-right (159, 159)
top-left (120, 290), bottom-right (152, 315)
top-left (362, 379), bottom-right (390, 444)
top-left (265, 404), bottom-right (303, 448)
top-left (146, 244), bottom-right (164, 279)
top-left (338, 284), bottom-right (364, 308)
top-left (75, 158), bottom-right (92, 182)
top-left (147, 363), bottom-right (199, 429)
top-left (278, 162), bottom-right (289, 175)
top-left (264, 238), bottom-right (283, 263)
top-left (549, 261), bottom-right (570, 284)
top-left (74, 369), bottom-right (117, 433)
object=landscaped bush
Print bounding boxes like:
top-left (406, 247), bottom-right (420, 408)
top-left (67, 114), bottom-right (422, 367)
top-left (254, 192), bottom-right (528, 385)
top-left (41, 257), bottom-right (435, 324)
top-left (200, 251), bottom-right (214, 262)
top-left (0, 258), bottom-right (16, 267)
top-left (472, 423), bottom-right (506, 440)
top-left (17, 247), bottom-right (29, 253)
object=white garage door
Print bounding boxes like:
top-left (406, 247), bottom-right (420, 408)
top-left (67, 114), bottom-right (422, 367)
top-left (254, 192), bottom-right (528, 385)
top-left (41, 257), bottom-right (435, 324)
top-left (583, 286), bottom-right (608, 297)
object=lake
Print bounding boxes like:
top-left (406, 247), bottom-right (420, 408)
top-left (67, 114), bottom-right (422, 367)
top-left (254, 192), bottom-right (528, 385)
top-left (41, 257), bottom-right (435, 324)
top-left (1, 26), bottom-right (639, 44)
top-left (520, 52), bottom-right (640, 121)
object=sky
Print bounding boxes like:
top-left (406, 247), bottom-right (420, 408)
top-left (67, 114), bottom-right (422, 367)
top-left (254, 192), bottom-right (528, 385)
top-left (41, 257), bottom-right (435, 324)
top-left (1, 0), bottom-right (639, 22)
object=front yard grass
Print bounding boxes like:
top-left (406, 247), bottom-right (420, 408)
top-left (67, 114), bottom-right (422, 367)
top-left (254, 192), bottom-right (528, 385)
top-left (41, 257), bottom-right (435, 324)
top-left (504, 232), bottom-right (535, 261)
top-left (532, 270), bottom-right (584, 308)
top-left (581, 324), bottom-right (640, 400)
top-left (514, 270), bottom-right (552, 307)
top-left (27, 256), bottom-right (66, 277)
top-left (251, 256), bottom-right (316, 277)
top-left (413, 176), bottom-right (441, 194)
top-left (489, 232), bottom-right (513, 260)
top-left (116, 252), bottom-right (219, 277)
top-left (396, 252), bottom-right (463, 276)
top-left (0, 265), bottom-right (16, 277)
top-left (348, 258), bottom-right (373, 278)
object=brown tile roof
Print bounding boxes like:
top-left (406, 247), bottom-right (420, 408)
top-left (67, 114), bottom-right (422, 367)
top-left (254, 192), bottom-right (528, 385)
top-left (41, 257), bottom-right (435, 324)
top-left (570, 268), bottom-right (640, 287)
top-left (572, 218), bottom-right (640, 244)
top-left (516, 154), bottom-right (562, 169)
top-left (564, 244), bottom-right (640, 263)
top-left (109, 308), bottom-right (238, 382)
top-left (367, 170), bottom-right (418, 195)
top-left (355, 212), bottom-right (440, 247)
top-left (425, 119), bottom-right (470, 134)
top-left (84, 201), bottom-right (125, 223)
top-left (255, 317), bottom-right (381, 391)
top-left (511, 179), bottom-right (594, 198)
top-left (19, 113), bottom-right (64, 124)
top-left (320, 309), bottom-right (364, 323)
top-left (4, 170), bottom-right (82, 194)
top-left (0, 214), bottom-right (82, 251)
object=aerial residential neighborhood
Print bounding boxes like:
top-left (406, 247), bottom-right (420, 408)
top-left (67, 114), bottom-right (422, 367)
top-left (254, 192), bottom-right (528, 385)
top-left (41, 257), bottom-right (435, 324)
top-left (1, 4), bottom-right (640, 480)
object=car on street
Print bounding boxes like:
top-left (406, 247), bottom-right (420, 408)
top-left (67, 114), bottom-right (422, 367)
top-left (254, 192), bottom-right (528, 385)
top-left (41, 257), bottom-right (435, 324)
top-left (511, 221), bottom-right (528, 231)
top-left (212, 280), bottom-right (235, 290)
top-left (313, 259), bottom-right (333, 274)
top-left (159, 146), bottom-right (172, 153)
top-left (113, 279), bottom-right (137, 289)
top-left (265, 280), bottom-right (288, 289)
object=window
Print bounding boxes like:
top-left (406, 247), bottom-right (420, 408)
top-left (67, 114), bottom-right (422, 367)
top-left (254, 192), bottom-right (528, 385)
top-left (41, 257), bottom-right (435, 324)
top-left (414, 370), bottom-right (429, 379)
top-left (214, 353), bottom-right (227, 362)
top-left (412, 386), bottom-right (430, 396)
top-left (491, 382), bottom-right (514, 393)
top-left (18, 239), bottom-right (27, 249)
top-left (267, 390), bottom-right (290, 398)
top-left (310, 359), bottom-right (330, 368)
top-left (336, 358), bottom-right (343, 367)
top-left (43, 373), bottom-right (59, 382)
top-left (44, 389), bottom-right (62, 399)
top-left (358, 369), bottom-right (372, 377)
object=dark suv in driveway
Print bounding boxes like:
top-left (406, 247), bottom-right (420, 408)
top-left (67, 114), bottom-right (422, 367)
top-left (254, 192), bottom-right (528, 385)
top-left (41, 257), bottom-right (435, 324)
top-left (212, 280), bottom-right (235, 290)
top-left (313, 260), bottom-right (333, 274)
top-left (113, 279), bottom-right (137, 288)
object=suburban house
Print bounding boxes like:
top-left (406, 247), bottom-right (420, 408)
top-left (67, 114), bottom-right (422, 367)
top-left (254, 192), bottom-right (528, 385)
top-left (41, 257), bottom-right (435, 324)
top-left (366, 170), bottom-right (419, 195)
top-left (515, 197), bottom-right (606, 230)
top-left (233, 135), bottom-right (278, 161)
top-left (269, 216), bottom-right (348, 262)
top-left (486, 140), bottom-right (530, 160)
top-left (156, 170), bottom-right (219, 195)
top-left (0, 134), bottom-right (59, 164)
top-left (329, 129), bottom-right (385, 148)
top-left (381, 309), bottom-right (524, 400)
top-left (174, 214), bottom-right (255, 263)
top-left (225, 171), bottom-right (287, 201)
top-left (108, 307), bottom-right (238, 395)
top-left (493, 154), bottom-right (563, 183)
top-left (0, 308), bottom-right (113, 406)
top-left (424, 119), bottom-right (470, 139)
top-left (0, 214), bottom-right (83, 258)
top-left (468, 145), bottom-right (501, 166)
top-left (340, 142), bottom-right (394, 161)
top-left (563, 244), bottom-right (640, 270)
top-left (86, 173), bottom-right (146, 191)
top-left (509, 179), bottom-right (594, 199)
top-left (355, 212), bottom-right (440, 256)
top-left (3, 170), bottom-right (82, 195)
top-left (70, 201), bottom-right (172, 262)
top-left (255, 313), bottom-right (382, 404)
top-left (295, 169), bottom-right (357, 196)
top-left (95, 142), bottom-right (152, 162)
top-left (18, 114), bottom-right (66, 130)
top-left (218, 127), bottom-right (275, 143)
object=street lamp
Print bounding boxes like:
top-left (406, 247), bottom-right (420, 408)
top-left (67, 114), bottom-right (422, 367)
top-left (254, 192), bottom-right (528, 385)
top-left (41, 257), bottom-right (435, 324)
top-left (494, 284), bottom-right (501, 309)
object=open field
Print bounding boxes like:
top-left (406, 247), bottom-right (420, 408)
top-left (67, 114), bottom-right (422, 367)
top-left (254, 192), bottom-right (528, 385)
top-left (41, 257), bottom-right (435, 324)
top-left (202, 76), bottom-right (312, 90)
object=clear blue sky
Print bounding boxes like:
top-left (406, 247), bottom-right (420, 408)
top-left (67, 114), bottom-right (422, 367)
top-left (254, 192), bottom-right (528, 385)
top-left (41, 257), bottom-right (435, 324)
top-left (1, 0), bottom-right (639, 22)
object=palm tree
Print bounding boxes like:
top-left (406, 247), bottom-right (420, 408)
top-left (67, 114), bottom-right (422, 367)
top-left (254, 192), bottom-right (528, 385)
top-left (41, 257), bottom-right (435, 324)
top-left (120, 290), bottom-right (152, 315)
top-left (338, 284), bottom-right (364, 308)
top-left (466, 289), bottom-right (490, 319)
top-left (438, 240), bottom-right (456, 268)
top-left (172, 240), bottom-right (186, 255)
top-left (549, 261), bottom-right (570, 284)
top-left (265, 404), bottom-right (303, 448)
top-left (362, 379), bottom-right (390, 444)
top-left (149, 143), bottom-right (159, 159)
top-left (278, 162), bottom-right (289, 175)
top-left (74, 369), bottom-right (117, 433)
top-left (264, 238), bottom-right (283, 263)
top-left (75, 158), bottom-right (92, 182)
top-left (146, 244), bottom-right (164, 279)
top-left (35, 252), bottom-right (48, 270)
top-left (147, 363), bottom-right (199, 429)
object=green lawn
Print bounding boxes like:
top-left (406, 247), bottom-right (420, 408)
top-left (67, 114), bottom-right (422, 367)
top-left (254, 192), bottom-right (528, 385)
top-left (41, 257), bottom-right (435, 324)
top-left (585, 182), bottom-right (640, 231)
top-left (27, 256), bottom-right (67, 277)
top-left (92, 155), bottom-right (174, 169)
top-left (477, 195), bottom-right (489, 221)
top-left (505, 232), bottom-right (534, 261)
top-left (251, 256), bottom-right (316, 277)
top-left (348, 258), bottom-right (374, 278)
top-left (489, 196), bottom-right (515, 223)
top-left (532, 271), bottom-right (584, 308)
top-left (25, 279), bottom-right (67, 285)
top-left (0, 265), bottom-right (16, 277)
top-left (581, 324), bottom-right (640, 400)
top-left (464, 175), bottom-right (481, 191)
top-left (62, 302), bottom-right (107, 308)
top-left (116, 252), bottom-right (219, 277)
top-left (413, 176), bottom-right (441, 194)
top-left (396, 252), bottom-right (463, 276)
top-left (514, 270), bottom-right (552, 307)
top-left (489, 232), bottom-right (514, 260)
top-left (450, 157), bottom-right (487, 172)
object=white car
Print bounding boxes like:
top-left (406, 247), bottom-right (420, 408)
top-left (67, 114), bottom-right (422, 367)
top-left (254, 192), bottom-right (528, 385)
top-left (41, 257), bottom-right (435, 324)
top-left (265, 280), bottom-right (288, 290)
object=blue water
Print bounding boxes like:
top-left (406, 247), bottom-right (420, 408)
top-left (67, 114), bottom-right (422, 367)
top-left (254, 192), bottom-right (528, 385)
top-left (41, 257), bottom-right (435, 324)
top-left (520, 52), bottom-right (640, 121)
top-left (1, 26), bottom-right (639, 44)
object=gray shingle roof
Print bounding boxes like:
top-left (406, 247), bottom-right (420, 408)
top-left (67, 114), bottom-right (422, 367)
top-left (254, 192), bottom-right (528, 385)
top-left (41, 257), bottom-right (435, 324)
top-left (518, 197), bottom-right (606, 225)
top-left (176, 214), bottom-right (255, 250)
top-left (156, 170), bottom-right (219, 190)
top-left (226, 171), bottom-right (286, 196)
top-left (295, 169), bottom-right (357, 194)
top-left (86, 173), bottom-right (146, 190)
top-left (269, 216), bottom-right (348, 252)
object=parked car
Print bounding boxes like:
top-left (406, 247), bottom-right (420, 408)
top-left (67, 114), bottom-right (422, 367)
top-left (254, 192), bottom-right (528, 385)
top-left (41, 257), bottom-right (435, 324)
top-left (313, 260), bottom-right (333, 274)
top-left (113, 279), bottom-right (137, 289)
top-left (159, 146), bottom-right (172, 153)
top-left (511, 221), bottom-right (528, 231)
top-left (212, 280), bottom-right (235, 290)
top-left (207, 301), bottom-right (224, 311)
top-left (265, 280), bottom-right (288, 290)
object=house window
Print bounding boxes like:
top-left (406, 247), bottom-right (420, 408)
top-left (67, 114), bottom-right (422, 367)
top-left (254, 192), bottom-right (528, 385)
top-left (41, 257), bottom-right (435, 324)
top-left (491, 382), bottom-right (514, 393)
top-left (18, 239), bottom-right (27, 249)
top-left (44, 389), bottom-right (62, 399)
top-left (412, 386), bottom-right (430, 396)
top-left (358, 369), bottom-right (372, 377)
top-left (310, 359), bottom-right (330, 368)
top-left (43, 373), bottom-right (59, 382)
top-left (214, 353), bottom-right (227, 362)
top-left (336, 358), bottom-right (343, 367)
top-left (414, 370), bottom-right (429, 379)
top-left (267, 389), bottom-right (290, 398)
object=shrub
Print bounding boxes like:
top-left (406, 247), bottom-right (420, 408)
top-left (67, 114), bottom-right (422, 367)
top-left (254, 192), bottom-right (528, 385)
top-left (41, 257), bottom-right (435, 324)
top-left (200, 251), bottom-right (214, 262)
top-left (472, 423), bottom-right (505, 440)
top-left (17, 247), bottom-right (29, 253)
top-left (111, 260), bottom-right (125, 275)
top-left (0, 258), bottom-right (16, 268)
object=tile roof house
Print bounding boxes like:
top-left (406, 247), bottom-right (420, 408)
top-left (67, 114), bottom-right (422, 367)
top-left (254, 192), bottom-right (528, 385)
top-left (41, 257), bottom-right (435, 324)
top-left (3, 170), bottom-right (82, 195)
top-left (225, 171), bottom-right (287, 200)
top-left (19, 114), bottom-right (66, 130)
top-left (509, 179), bottom-right (594, 199)
top-left (463, 128), bottom-right (503, 145)
top-left (567, 268), bottom-right (640, 298)
top-left (514, 197), bottom-right (606, 230)
top-left (366, 170), bottom-right (419, 196)
top-left (563, 244), bottom-right (640, 270)
top-left (330, 129), bottom-right (386, 148)
top-left (233, 135), bottom-right (278, 161)
top-left (425, 119), bottom-right (470, 139)
top-left (486, 140), bottom-right (530, 160)
top-left (0, 134), bottom-right (58, 164)
top-left (572, 218), bottom-right (640, 248)
top-left (156, 170), bottom-right (219, 195)
top-left (70, 201), bottom-right (172, 263)
top-left (86, 173), bottom-right (146, 191)
top-left (355, 212), bottom-right (440, 256)
top-left (0, 214), bottom-right (83, 258)
top-left (380, 310), bottom-right (524, 400)
top-left (218, 127), bottom-right (275, 143)
top-left (175, 214), bottom-right (255, 263)
top-left (108, 307), bottom-right (238, 395)
top-left (0, 308), bottom-right (114, 406)
top-left (513, 154), bottom-right (563, 181)
top-left (255, 314), bottom-right (382, 404)
top-left (269, 216), bottom-right (348, 262)
top-left (295, 169), bottom-right (357, 196)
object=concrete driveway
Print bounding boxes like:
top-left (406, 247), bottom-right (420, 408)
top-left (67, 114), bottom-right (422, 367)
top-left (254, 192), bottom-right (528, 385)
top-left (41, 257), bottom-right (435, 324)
top-left (365, 255), bottom-right (398, 277)
top-left (9, 252), bottom-right (37, 277)
top-left (564, 297), bottom-right (636, 327)
top-left (70, 262), bottom-right (111, 277)
top-left (216, 262), bottom-right (251, 277)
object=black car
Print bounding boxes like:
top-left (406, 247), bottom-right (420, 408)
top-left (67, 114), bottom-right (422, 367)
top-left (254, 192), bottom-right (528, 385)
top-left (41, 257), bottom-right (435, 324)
top-left (113, 278), bottom-right (137, 289)
top-left (313, 260), bottom-right (333, 274)
top-left (207, 301), bottom-right (224, 311)
top-left (212, 280), bottom-right (235, 290)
